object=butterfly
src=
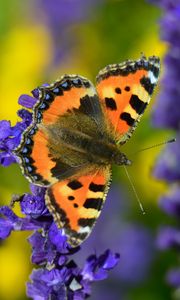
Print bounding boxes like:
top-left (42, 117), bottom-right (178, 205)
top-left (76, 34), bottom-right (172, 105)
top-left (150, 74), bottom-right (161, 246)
top-left (15, 55), bottom-right (160, 247)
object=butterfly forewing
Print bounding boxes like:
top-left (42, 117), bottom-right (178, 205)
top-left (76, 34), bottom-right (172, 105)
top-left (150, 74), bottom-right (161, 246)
top-left (96, 56), bottom-right (160, 144)
top-left (16, 75), bottom-right (104, 186)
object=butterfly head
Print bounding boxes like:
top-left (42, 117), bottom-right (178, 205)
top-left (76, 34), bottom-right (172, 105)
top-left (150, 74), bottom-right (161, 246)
top-left (112, 151), bottom-right (132, 166)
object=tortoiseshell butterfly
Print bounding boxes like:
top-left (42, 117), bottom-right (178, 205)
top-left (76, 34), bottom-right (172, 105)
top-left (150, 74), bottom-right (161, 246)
top-left (16, 55), bottom-right (160, 247)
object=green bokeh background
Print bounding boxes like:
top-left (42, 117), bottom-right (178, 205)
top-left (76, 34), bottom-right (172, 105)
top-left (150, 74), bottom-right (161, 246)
top-left (0, 1), bottom-right (177, 299)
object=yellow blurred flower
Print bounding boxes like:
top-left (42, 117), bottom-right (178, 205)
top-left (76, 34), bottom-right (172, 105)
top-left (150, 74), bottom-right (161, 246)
top-left (0, 24), bottom-right (51, 123)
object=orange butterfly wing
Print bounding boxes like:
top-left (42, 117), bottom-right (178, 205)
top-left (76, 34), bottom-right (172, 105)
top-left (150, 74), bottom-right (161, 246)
top-left (16, 75), bottom-right (104, 185)
top-left (96, 56), bottom-right (160, 144)
top-left (46, 168), bottom-right (111, 247)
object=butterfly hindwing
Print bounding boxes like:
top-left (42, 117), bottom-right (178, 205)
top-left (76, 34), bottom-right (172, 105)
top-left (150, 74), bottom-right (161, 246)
top-left (16, 124), bottom-right (57, 185)
top-left (45, 168), bottom-right (112, 247)
top-left (96, 56), bottom-right (160, 144)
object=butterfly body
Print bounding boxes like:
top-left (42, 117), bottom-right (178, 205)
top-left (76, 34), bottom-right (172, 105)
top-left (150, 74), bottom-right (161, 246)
top-left (16, 56), bottom-right (160, 247)
top-left (44, 112), bottom-right (130, 169)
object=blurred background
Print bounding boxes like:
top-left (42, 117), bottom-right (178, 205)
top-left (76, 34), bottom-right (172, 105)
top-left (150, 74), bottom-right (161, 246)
top-left (0, 0), bottom-right (177, 299)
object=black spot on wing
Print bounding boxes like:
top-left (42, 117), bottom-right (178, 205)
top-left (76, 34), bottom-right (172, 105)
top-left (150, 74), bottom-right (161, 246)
top-left (140, 76), bottom-right (155, 95)
top-left (78, 218), bottom-right (96, 227)
top-left (105, 97), bottom-right (117, 110)
top-left (67, 180), bottom-right (83, 190)
top-left (83, 198), bottom-right (103, 211)
top-left (89, 182), bottom-right (106, 192)
top-left (115, 87), bottom-right (121, 94)
top-left (129, 95), bottom-right (148, 115)
top-left (124, 86), bottom-right (130, 92)
top-left (120, 112), bottom-right (135, 126)
top-left (68, 196), bottom-right (75, 201)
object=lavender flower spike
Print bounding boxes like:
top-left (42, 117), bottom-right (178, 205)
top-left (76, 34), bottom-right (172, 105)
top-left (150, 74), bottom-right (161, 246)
top-left (0, 91), bottom-right (38, 167)
top-left (150, 0), bottom-right (180, 294)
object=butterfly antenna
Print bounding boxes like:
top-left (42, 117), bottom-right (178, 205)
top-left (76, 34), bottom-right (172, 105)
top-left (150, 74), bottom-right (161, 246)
top-left (132, 138), bottom-right (176, 155)
top-left (123, 165), bottom-right (146, 215)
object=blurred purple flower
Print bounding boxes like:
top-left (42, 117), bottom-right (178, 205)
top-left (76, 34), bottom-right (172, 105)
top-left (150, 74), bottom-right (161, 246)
top-left (73, 186), bottom-right (154, 300)
top-left (159, 186), bottom-right (180, 217)
top-left (32, 0), bottom-right (101, 67)
top-left (157, 227), bottom-right (180, 249)
top-left (151, 0), bottom-right (180, 129)
top-left (153, 135), bottom-right (180, 182)
top-left (167, 269), bottom-right (180, 287)
top-left (150, 0), bottom-right (180, 292)
top-left (82, 250), bottom-right (120, 282)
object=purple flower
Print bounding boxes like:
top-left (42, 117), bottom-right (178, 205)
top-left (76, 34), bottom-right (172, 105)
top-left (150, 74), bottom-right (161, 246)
top-left (27, 268), bottom-right (67, 300)
top-left (18, 94), bottom-right (38, 109)
top-left (150, 0), bottom-right (180, 292)
top-left (31, 0), bottom-right (101, 67)
top-left (82, 250), bottom-right (120, 281)
top-left (0, 92), bottom-right (38, 167)
top-left (26, 248), bottom-right (119, 300)
top-left (157, 227), bottom-right (180, 249)
top-left (0, 206), bottom-right (42, 240)
top-left (167, 269), bottom-right (180, 287)
top-left (159, 187), bottom-right (180, 217)
top-left (151, 0), bottom-right (180, 130)
top-left (153, 135), bottom-right (180, 182)
top-left (20, 184), bottom-right (47, 218)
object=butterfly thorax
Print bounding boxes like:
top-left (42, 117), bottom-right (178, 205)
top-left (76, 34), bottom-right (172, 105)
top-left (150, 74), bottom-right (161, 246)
top-left (46, 122), bottom-right (131, 167)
